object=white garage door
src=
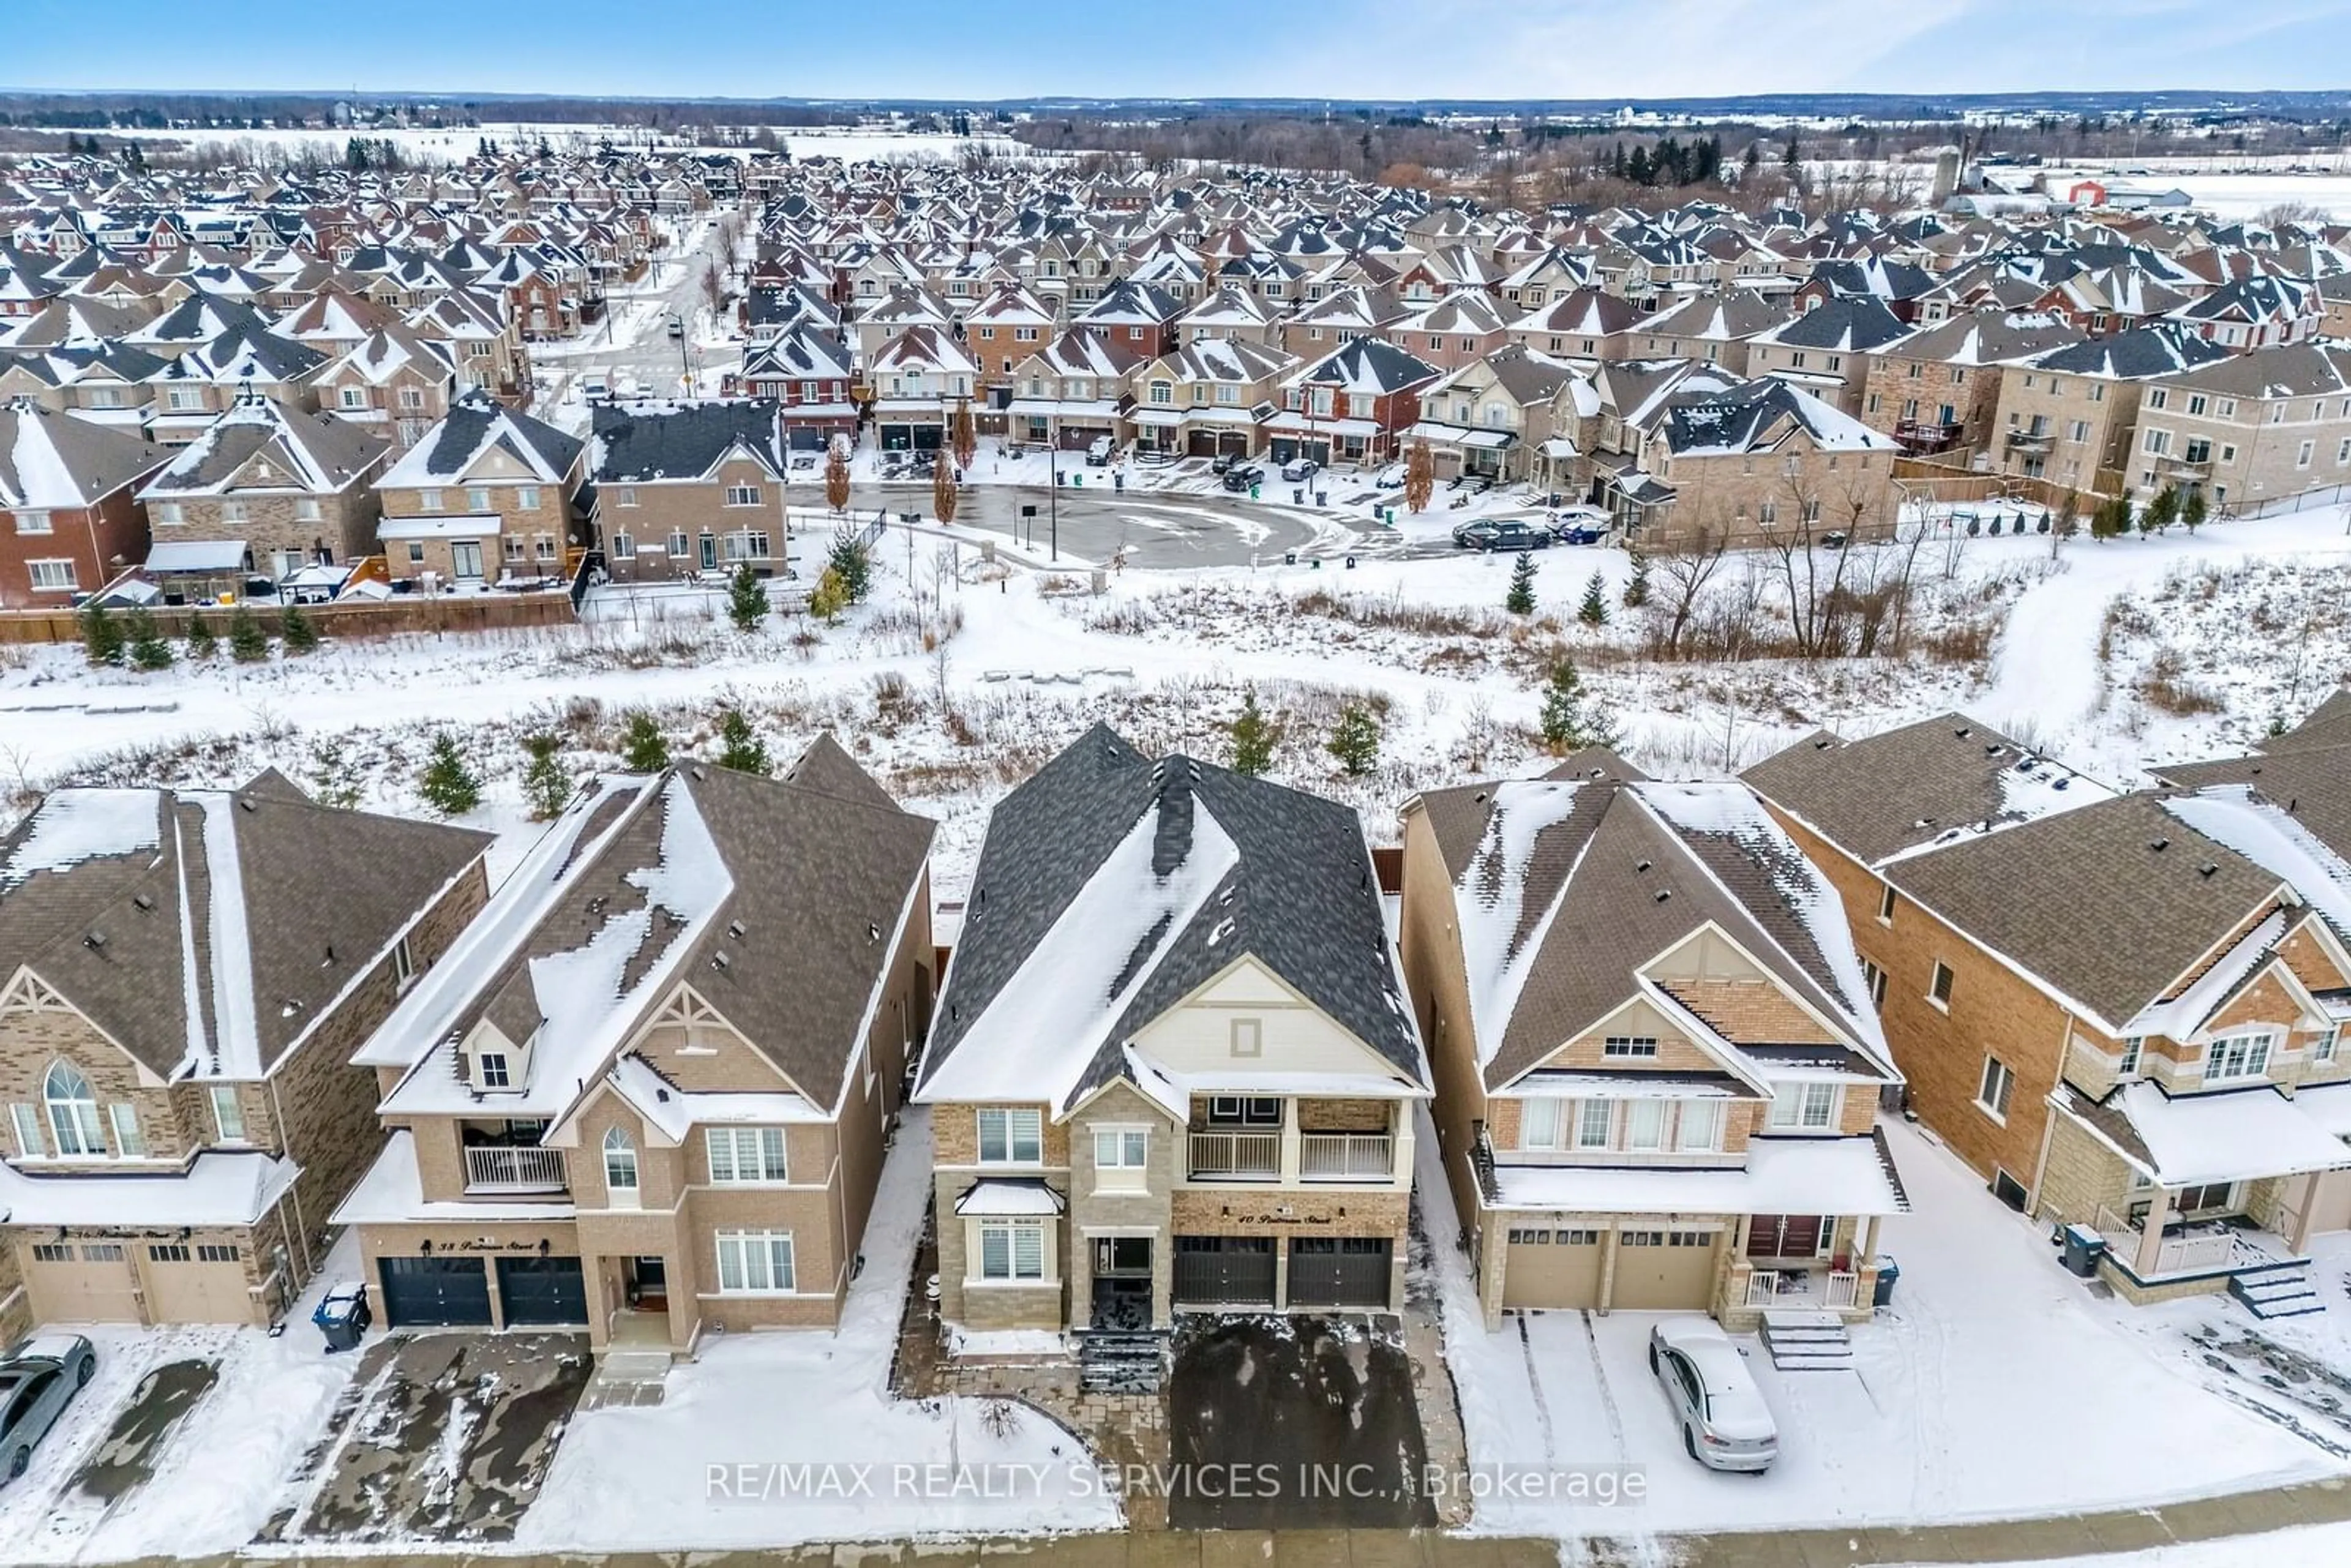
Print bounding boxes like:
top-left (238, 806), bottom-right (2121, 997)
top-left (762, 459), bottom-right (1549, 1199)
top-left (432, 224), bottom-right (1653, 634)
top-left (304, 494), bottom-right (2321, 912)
top-left (140, 1242), bottom-right (255, 1324)
top-left (25, 1241), bottom-right (143, 1324)
top-left (1502, 1225), bottom-right (1604, 1310)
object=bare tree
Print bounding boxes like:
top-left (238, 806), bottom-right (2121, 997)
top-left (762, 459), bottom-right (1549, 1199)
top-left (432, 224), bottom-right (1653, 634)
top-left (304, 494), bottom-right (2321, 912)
top-left (950, 398), bottom-right (977, 473)
top-left (1648, 520), bottom-right (1729, 658)
top-left (932, 456), bottom-right (959, 524)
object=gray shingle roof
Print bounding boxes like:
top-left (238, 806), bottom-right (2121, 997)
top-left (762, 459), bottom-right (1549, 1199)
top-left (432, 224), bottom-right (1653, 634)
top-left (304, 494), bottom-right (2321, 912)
top-left (590, 399), bottom-right (784, 485)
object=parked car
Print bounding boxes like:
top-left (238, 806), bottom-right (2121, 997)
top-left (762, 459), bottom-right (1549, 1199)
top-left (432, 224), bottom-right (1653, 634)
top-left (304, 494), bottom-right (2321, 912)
top-left (1648, 1322), bottom-right (1777, 1473)
top-left (1549, 506), bottom-right (1611, 546)
top-left (1373, 461), bottom-right (1407, 490)
top-left (1086, 435), bottom-right (1115, 467)
top-left (0, 1335), bottom-right (96, 1483)
top-left (1451, 518), bottom-right (1552, 552)
top-left (1221, 464), bottom-right (1265, 493)
top-left (1280, 457), bottom-right (1319, 482)
top-left (1210, 452), bottom-right (1236, 475)
top-left (665, 314), bottom-right (685, 341)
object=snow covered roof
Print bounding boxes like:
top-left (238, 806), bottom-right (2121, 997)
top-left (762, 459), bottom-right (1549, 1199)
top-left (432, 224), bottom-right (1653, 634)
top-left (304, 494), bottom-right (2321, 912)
top-left (331, 1128), bottom-right (574, 1226)
top-left (2162, 787), bottom-right (2351, 945)
top-left (0, 399), bottom-right (164, 509)
top-left (591, 397), bottom-right (785, 486)
top-left (379, 386), bottom-right (582, 489)
top-left (138, 398), bottom-right (388, 499)
top-left (952, 1178), bottom-right (1067, 1217)
top-left (1486, 1129), bottom-right (1908, 1216)
top-left (0, 1147), bottom-right (301, 1228)
top-left (2066, 1081), bottom-right (2351, 1187)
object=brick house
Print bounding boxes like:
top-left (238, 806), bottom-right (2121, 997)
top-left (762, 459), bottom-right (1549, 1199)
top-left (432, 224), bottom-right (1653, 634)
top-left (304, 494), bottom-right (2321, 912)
top-left (1990, 326), bottom-right (2232, 490)
top-left (2124, 342), bottom-right (2351, 508)
top-left (866, 326), bottom-right (978, 453)
top-left (1267, 337), bottom-right (1442, 467)
top-left (1397, 752), bottom-right (1905, 1332)
top-left (915, 726), bottom-right (1429, 1350)
top-left (962, 283), bottom-right (1058, 389)
top-left (1407, 344), bottom-right (1583, 484)
top-left (1073, 279), bottom-right (1187, 362)
top-left (1128, 337), bottom-right (1295, 460)
top-left (1745, 296), bottom-right (1911, 418)
top-left (374, 388), bottom-right (586, 589)
top-left (312, 324), bottom-right (465, 452)
top-left (590, 399), bottom-right (790, 583)
top-left (1508, 286), bottom-right (1647, 364)
top-left (730, 321), bottom-right (855, 449)
top-left (0, 400), bottom-right (167, 608)
top-left (143, 326), bottom-right (329, 446)
top-left (1006, 328), bottom-right (1142, 454)
top-left (0, 775), bottom-right (489, 1329)
top-left (338, 744), bottom-right (933, 1349)
top-left (1857, 310), bottom-right (2082, 459)
top-left (137, 399), bottom-right (391, 583)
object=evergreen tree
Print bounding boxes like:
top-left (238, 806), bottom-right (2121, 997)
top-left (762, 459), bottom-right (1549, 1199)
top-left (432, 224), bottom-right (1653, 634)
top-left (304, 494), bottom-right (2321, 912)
top-left (1538, 659), bottom-right (1618, 751)
top-left (1783, 132), bottom-right (1802, 171)
top-left (1622, 547), bottom-right (1650, 608)
top-left (80, 602), bottom-right (124, 667)
top-left (416, 732), bottom-right (481, 817)
top-left (2141, 485), bottom-right (2180, 536)
top-left (2181, 486), bottom-right (2208, 533)
top-left (520, 732), bottom-right (573, 820)
top-left (184, 609), bottom-right (217, 659)
top-left (1325, 703), bottom-right (1381, 778)
top-left (1229, 689), bottom-right (1277, 778)
top-left (620, 710), bottom-right (670, 772)
top-left (126, 607), bottom-right (174, 670)
top-left (715, 707), bottom-right (771, 776)
top-left (228, 606), bottom-right (269, 662)
top-left (279, 602), bottom-right (319, 653)
top-left (306, 733), bottom-right (363, 809)
top-left (726, 561), bottom-right (770, 632)
top-left (1578, 569), bottom-right (1611, 627)
top-left (1505, 550), bottom-right (1537, 615)
top-left (809, 567), bottom-right (848, 624)
top-left (828, 527), bottom-right (873, 603)
top-left (2090, 495), bottom-right (2131, 541)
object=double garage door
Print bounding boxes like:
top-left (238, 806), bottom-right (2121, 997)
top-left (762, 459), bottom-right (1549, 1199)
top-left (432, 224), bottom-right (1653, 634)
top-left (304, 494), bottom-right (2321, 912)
top-left (1501, 1226), bottom-right (1720, 1311)
top-left (378, 1255), bottom-right (588, 1328)
top-left (24, 1241), bottom-right (251, 1325)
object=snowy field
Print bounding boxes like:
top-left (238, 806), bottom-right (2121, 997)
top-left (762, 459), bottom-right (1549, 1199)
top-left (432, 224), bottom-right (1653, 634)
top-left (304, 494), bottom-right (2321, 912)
top-left (99, 121), bottom-right (1029, 167)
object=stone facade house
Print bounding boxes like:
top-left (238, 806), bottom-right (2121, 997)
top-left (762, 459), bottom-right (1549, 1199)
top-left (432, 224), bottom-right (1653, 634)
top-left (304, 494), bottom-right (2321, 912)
top-left (1409, 344), bottom-right (1584, 484)
top-left (1606, 375), bottom-right (1901, 547)
top-left (1130, 338), bottom-right (1295, 460)
top-left (0, 400), bottom-right (167, 607)
top-left (312, 324), bottom-right (465, 453)
top-left (2126, 342), bottom-right (2351, 508)
top-left (0, 775), bottom-right (490, 1329)
top-left (337, 741), bottom-right (933, 1350)
top-left (1006, 328), bottom-right (1142, 454)
top-left (1745, 296), bottom-right (1910, 418)
top-left (915, 726), bottom-right (1429, 1365)
top-left (591, 399), bottom-right (790, 583)
top-left (1858, 310), bottom-right (2082, 460)
top-left (1990, 326), bottom-right (2230, 492)
top-left (137, 400), bottom-right (391, 583)
top-left (1398, 752), bottom-right (1905, 1334)
top-left (374, 388), bottom-right (586, 589)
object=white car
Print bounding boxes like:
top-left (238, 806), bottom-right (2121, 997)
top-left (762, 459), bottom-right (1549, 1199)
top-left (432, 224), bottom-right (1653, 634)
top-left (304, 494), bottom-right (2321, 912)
top-left (1648, 1321), bottom-right (1778, 1472)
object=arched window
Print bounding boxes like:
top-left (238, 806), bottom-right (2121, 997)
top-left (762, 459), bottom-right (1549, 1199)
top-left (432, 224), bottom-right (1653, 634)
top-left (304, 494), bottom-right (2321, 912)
top-left (602, 1126), bottom-right (639, 1193)
top-left (43, 1062), bottom-right (105, 1158)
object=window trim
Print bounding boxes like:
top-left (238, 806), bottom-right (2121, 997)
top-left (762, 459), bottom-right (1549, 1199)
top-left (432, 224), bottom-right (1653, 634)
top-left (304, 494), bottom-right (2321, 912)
top-left (1976, 1055), bottom-right (2015, 1123)
top-left (707, 1125), bottom-right (790, 1184)
top-left (714, 1228), bottom-right (797, 1294)
top-left (975, 1106), bottom-right (1043, 1165)
top-left (975, 1216), bottom-right (1048, 1282)
top-left (1928, 959), bottom-right (1955, 1011)
top-left (210, 1083), bottom-right (246, 1144)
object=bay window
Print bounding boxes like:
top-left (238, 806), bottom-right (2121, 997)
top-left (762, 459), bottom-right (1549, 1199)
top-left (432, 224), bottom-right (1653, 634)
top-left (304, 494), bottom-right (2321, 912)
top-left (977, 1218), bottom-right (1047, 1281)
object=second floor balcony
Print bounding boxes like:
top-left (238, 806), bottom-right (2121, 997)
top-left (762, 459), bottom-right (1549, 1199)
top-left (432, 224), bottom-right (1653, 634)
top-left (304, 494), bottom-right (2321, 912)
top-left (1185, 1097), bottom-right (1404, 1185)
top-left (462, 1141), bottom-right (566, 1194)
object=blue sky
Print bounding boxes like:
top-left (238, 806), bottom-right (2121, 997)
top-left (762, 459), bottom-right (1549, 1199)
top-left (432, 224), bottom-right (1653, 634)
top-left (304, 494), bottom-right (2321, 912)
top-left (9, 0), bottom-right (2350, 100)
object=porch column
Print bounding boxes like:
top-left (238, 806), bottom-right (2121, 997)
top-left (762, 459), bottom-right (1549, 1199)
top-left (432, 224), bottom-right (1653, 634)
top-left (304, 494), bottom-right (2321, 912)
top-left (2133, 1185), bottom-right (2172, 1277)
top-left (1859, 1214), bottom-right (1881, 1269)
top-left (1279, 1098), bottom-right (1301, 1185)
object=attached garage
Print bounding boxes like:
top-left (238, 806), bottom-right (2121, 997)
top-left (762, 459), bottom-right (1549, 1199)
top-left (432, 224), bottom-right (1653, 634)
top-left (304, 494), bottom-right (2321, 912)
top-left (1173, 1236), bottom-right (1276, 1307)
top-left (140, 1242), bottom-right (255, 1324)
top-left (378, 1255), bottom-right (493, 1327)
top-left (496, 1256), bottom-right (588, 1325)
top-left (1287, 1237), bottom-right (1393, 1308)
top-left (1501, 1226), bottom-right (1603, 1310)
top-left (1610, 1229), bottom-right (1720, 1310)
top-left (25, 1241), bottom-right (142, 1323)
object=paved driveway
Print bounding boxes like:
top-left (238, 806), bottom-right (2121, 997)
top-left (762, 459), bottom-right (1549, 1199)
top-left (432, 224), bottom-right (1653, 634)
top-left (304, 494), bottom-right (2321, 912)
top-left (69, 1356), bottom-right (219, 1503)
top-left (1166, 1316), bottom-right (1434, 1530)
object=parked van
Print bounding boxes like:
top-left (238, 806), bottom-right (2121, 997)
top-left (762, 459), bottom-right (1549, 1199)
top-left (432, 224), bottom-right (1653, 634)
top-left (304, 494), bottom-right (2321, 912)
top-left (1086, 436), bottom-right (1114, 466)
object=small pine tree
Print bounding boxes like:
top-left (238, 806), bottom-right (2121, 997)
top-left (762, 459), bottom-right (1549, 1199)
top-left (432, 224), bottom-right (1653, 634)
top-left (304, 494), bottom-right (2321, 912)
top-left (809, 566), bottom-right (847, 624)
top-left (1621, 547), bottom-right (1650, 607)
top-left (520, 732), bottom-right (573, 820)
top-left (1538, 659), bottom-right (1618, 751)
top-left (80, 602), bottom-right (124, 667)
top-left (726, 561), bottom-right (770, 632)
top-left (416, 733), bottom-right (481, 817)
top-left (306, 733), bottom-right (363, 809)
top-left (1578, 569), bottom-right (1611, 627)
top-left (1505, 550), bottom-right (1537, 615)
top-left (2089, 495), bottom-right (2129, 541)
top-left (1325, 702), bottom-right (1381, 778)
top-left (2141, 486), bottom-right (2179, 536)
top-left (620, 710), bottom-right (670, 772)
top-left (279, 603), bottom-right (319, 653)
top-left (228, 607), bottom-right (269, 662)
top-left (126, 607), bottom-right (174, 670)
top-left (828, 528), bottom-right (872, 603)
top-left (1229, 689), bottom-right (1277, 777)
top-left (716, 707), bottom-right (771, 775)
top-left (184, 609), bottom-right (217, 660)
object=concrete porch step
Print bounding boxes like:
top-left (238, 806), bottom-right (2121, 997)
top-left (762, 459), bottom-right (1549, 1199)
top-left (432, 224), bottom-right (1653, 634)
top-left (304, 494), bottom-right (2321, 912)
top-left (1761, 1308), bottom-right (1854, 1371)
top-left (2230, 1260), bottom-right (2326, 1320)
top-left (597, 1348), bottom-right (675, 1381)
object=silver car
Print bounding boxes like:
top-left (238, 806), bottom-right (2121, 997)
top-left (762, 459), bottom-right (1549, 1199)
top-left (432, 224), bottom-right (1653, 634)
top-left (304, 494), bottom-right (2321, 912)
top-left (0, 1334), bottom-right (97, 1484)
top-left (1648, 1321), bottom-right (1777, 1472)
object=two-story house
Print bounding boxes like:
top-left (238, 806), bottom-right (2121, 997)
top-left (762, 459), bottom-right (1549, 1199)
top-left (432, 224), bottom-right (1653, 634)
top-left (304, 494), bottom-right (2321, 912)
top-left (2125, 342), bottom-right (2351, 509)
top-left (0, 775), bottom-right (489, 1329)
top-left (1267, 337), bottom-right (1442, 468)
top-left (1128, 337), bottom-right (1295, 460)
top-left (866, 326), bottom-right (978, 454)
top-left (1006, 328), bottom-right (1142, 454)
top-left (1398, 753), bottom-right (1905, 1333)
top-left (1989, 326), bottom-right (2232, 492)
top-left (1407, 344), bottom-right (1581, 484)
top-left (591, 399), bottom-right (789, 583)
top-left (731, 321), bottom-right (856, 449)
top-left (311, 324), bottom-right (465, 453)
top-left (1610, 375), bottom-right (1901, 547)
top-left (0, 400), bottom-right (167, 609)
top-left (337, 742), bottom-right (934, 1349)
top-left (915, 726), bottom-right (1429, 1356)
top-left (373, 388), bottom-right (586, 589)
top-left (137, 399), bottom-right (391, 583)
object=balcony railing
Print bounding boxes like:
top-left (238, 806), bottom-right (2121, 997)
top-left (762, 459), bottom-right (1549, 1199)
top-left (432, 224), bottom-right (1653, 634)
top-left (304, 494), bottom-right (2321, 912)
top-left (2006, 429), bottom-right (2053, 451)
top-left (1299, 1133), bottom-right (1393, 1180)
top-left (1745, 1267), bottom-right (1862, 1309)
top-left (1188, 1131), bottom-right (1280, 1181)
top-left (2096, 1206), bottom-right (2239, 1275)
top-left (464, 1144), bottom-right (567, 1193)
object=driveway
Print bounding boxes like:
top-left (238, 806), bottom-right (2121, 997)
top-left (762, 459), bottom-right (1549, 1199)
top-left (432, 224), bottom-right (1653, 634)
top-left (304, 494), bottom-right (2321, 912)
top-left (69, 1356), bottom-right (219, 1503)
top-left (270, 1332), bottom-right (591, 1544)
top-left (1166, 1315), bottom-right (1435, 1530)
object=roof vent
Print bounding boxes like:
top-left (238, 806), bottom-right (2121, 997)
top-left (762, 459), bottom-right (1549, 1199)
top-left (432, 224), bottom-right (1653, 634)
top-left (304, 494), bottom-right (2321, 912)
top-left (238, 797), bottom-right (258, 813)
top-left (868, 921), bottom-right (882, 943)
top-left (690, 765), bottom-right (707, 781)
top-left (656, 1086), bottom-right (670, 1102)
top-left (83, 931), bottom-right (107, 950)
top-left (132, 893), bottom-right (156, 912)
top-left (2150, 837), bottom-right (2170, 853)
top-left (1635, 859), bottom-right (1652, 874)
top-left (322, 943), bottom-right (337, 965)
top-left (2053, 778), bottom-right (2070, 791)
top-left (587, 895), bottom-right (608, 914)
top-left (1986, 744), bottom-right (2003, 756)
top-left (1652, 888), bottom-right (1672, 903)
top-left (2199, 863), bottom-right (2219, 878)
top-left (710, 950), bottom-right (731, 971)
top-left (1954, 726), bottom-right (1973, 738)
top-left (727, 920), bottom-right (746, 940)
top-left (1811, 737), bottom-right (1832, 750)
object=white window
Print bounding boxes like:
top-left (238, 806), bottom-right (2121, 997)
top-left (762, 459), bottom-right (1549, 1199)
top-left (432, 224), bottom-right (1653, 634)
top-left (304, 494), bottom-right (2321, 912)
top-left (211, 1083), bottom-right (246, 1143)
top-left (339, 386), bottom-right (366, 409)
top-left (708, 1125), bottom-right (789, 1183)
top-left (464, 486), bottom-right (492, 511)
top-left (977, 1107), bottom-right (1042, 1164)
top-left (2298, 440), bottom-right (2316, 470)
top-left (2147, 389), bottom-right (2169, 410)
top-left (1977, 1056), bottom-right (2015, 1121)
top-left (1093, 1127), bottom-right (1148, 1179)
top-left (220, 500), bottom-right (247, 523)
top-left (1862, 959), bottom-right (1888, 1008)
top-left (1626, 1099), bottom-right (1666, 1151)
top-left (977, 1218), bottom-right (1046, 1280)
top-left (602, 1127), bottom-right (639, 1194)
top-left (28, 560), bottom-right (77, 591)
top-left (1675, 1100), bottom-right (1720, 1152)
top-left (1576, 1099), bottom-right (1613, 1149)
top-left (43, 1062), bottom-right (105, 1157)
top-left (715, 1229), bottom-right (796, 1292)
top-left (721, 530), bottom-right (770, 561)
top-left (1602, 1036), bottom-right (1659, 1059)
top-left (9, 1102), bottom-right (43, 1159)
top-left (477, 1052), bottom-right (510, 1089)
top-left (1520, 1098), bottom-right (1563, 1150)
top-left (393, 936), bottom-right (415, 987)
top-left (724, 483), bottom-right (763, 507)
top-left (2118, 1035), bottom-right (2143, 1076)
top-left (109, 1103), bottom-right (146, 1158)
top-left (2320, 1026), bottom-right (2341, 1064)
top-left (2203, 1032), bottom-right (2272, 1084)
top-left (167, 387), bottom-right (203, 411)
top-left (12, 509), bottom-right (52, 535)
top-left (616, 486), bottom-right (638, 508)
top-left (1929, 960), bottom-right (1955, 1009)
top-left (1770, 1082), bottom-right (1839, 1131)
top-left (295, 497), bottom-right (320, 522)
top-left (612, 532), bottom-right (636, 560)
top-left (1229, 1018), bottom-right (1261, 1058)
top-left (419, 488), bottom-right (443, 511)
top-left (151, 503), bottom-right (182, 527)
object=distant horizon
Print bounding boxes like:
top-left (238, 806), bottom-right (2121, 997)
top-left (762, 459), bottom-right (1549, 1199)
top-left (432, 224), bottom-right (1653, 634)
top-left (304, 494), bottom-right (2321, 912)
top-left (13, 0), bottom-right (2351, 102)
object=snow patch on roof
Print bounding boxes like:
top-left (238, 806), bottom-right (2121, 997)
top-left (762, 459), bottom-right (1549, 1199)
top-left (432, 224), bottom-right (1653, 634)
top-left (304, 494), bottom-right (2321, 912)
top-left (2164, 786), bottom-right (2351, 937)
top-left (1455, 780), bottom-right (1584, 1070)
top-left (1, 787), bottom-right (161, 887)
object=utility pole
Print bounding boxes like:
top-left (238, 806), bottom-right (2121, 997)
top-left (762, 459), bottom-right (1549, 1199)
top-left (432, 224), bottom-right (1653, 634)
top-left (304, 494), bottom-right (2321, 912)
top-left (1048, 440), bottom-right (1059, 561)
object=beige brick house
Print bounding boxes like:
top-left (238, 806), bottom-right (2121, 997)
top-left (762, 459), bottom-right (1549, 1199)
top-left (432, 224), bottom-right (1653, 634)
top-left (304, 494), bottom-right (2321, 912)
top-left (1397, 752), bottom-right (1905, 1334)
top-left (589, 399), bottom-right (789, 583)
top-left (137, 399), bottom-right (390, 583)
top-left (375, 388), bottom-right (586, 589)
top-left (1857, 310), bottom-right (2081, 460)
top-left (337, 741), bottom-right (934, 1352)
top-left (1989, 325), bottom-right (2231, 491)
top-left (0, 774), bottom-right (490, 1329)
top-left (2126, 342), bottom-right (2351, 508)
top-left (915, 726), bottom-right (1428, 1357)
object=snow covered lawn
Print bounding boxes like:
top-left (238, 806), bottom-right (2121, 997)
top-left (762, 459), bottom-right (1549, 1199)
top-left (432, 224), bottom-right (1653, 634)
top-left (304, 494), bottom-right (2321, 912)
top-left (514, 1106), bottom-right (1120, 1550)
top-left (1421, 1116), bottom-right (2345, 1543)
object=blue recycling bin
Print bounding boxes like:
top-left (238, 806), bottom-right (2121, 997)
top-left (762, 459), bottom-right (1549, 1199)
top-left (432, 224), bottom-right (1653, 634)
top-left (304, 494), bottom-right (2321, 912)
top-left (1872, 1255), bottom-right (1900, 1306)
top-left (313, 1281), bottom-right (371, 1352)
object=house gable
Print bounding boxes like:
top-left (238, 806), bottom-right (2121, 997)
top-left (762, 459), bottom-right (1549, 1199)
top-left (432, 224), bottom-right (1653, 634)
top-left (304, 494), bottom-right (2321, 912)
top-left (1124, 953), bottom-right (1412, 1084)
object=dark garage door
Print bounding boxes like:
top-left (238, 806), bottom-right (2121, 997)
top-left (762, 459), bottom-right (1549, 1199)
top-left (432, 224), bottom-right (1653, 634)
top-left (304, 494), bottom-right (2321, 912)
top-left (1288, 1237), bottom-right (1392, 1308)
top-left (378, 1255), bottom-right (492, 1327)
top-left (496, 1256), bottom-right (588, 1325)
top-left (1174, 1236), bottom-right (1275, 1306)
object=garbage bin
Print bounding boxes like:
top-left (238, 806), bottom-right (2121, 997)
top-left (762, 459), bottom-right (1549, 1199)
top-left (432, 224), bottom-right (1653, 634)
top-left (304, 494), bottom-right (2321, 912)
top-left (1292, 487), bottom-right (1304, 504)
top-left (1114, 473), bottom-right (1125, 492)
top-left (1871, 1255), bottom-right (1900, 1307)
top-left (313, 1281), bottom-right (370, 1353)
top-left (2061, 1224), bottom-right (2106, 1278)
top-left (1314, 490), bottom-right (1327, 507)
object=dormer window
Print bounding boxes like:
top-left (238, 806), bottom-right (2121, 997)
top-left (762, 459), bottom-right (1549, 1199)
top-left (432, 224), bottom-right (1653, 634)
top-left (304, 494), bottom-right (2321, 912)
top-left (478, 1052), bottom-right (511, 1090)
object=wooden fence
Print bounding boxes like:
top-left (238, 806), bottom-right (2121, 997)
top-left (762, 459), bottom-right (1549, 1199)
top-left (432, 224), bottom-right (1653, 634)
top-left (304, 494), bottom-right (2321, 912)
top-left (0, 591), bottom-right (579, 647)
top-left (1891, 456), bottom-right (2117, 519)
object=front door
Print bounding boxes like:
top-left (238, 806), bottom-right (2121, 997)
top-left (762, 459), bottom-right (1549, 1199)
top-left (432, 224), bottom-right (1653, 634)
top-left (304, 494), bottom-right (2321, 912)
top-left (1747, 1215), bottom-right (1829, 1262)
top-left (624, 1255), bottom-right (668, 1310)
top-left (450, 541), bottom-right (484, 581)
top-left (1092, 1236), bottom-right (1153, 1329)
top-left (699, 533), bottom-right (718, 571)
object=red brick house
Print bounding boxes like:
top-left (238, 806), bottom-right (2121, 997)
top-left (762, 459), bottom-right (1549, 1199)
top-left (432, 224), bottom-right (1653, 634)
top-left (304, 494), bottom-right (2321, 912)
top-left (0, 402), bottom-right (168, 607)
